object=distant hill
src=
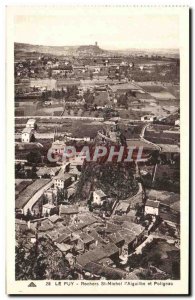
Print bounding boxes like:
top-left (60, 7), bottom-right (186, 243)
top-left (14, 42), bottom-right (179, 59)
top-left (14, 42), bottom-right (106, 57)
top-left (109, 48), bottom-right (180, 58)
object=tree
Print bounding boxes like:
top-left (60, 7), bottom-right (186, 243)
top-left (26, 151), bottom-right (42, 164)
top-left (26, 208), bottom-right (32, 220)
top-left (42, 193), bottom-right (48, 205)
top-left (48, 68), bottom-right (52, 78)
top-left (15, 237), bottom-right (71, 280)
top-left (90, 71), bottom-right (93, 80)
top-left (31, 165), bottom-right (38, 179)
top-left (56, 188), bottom-right (67, 204)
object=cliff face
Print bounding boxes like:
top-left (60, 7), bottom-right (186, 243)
top-left (74, 162), bottom-right (139, 201)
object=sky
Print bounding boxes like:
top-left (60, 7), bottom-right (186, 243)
top-left (14, 8), bottom-right (180, 50)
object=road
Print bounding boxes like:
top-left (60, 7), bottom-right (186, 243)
top-left (23, 179), bottom-right (54, 215)
top-left (15, 115), bottom-right (104, 121)
top-left (23, 162), bottom-right (69, 215)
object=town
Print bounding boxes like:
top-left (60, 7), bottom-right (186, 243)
top-left (15, 42), bottom-right (180, 281)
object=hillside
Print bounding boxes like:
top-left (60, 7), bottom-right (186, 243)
top-left (74, 162), bottom-right (139, 202)
top-left (14, 42), bottom-right (106, 57)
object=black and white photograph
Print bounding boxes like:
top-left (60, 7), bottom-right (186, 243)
top-left (6, 6), bottom-right (189, 295)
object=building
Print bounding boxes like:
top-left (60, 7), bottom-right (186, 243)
top-left (93, 189), bottom-right (107, 205)
top-left (77, 232), bottom-right (95, 252)
top-left (26, 118), bottom-right (36, 129)
top-left (59, 205), bottom-right (79, 218)
top-left (54, 173), bottom-right (72, 190)
top-left (42, 203), bottom-right (55, 216)
top-left (175, 119), bottom-right (180, 126)
top-left (51, 140), bottom-right (66, 155)
top-left (21, 127), bottom-right (33, 143)
top-left (145, 199), bottom-right (160, 216)
top-left (36, 167), bottom-right (60, 179)
top-left (44, 188), bottom-right (57, 204)
top-left (115, 201), bottom-right (131, 215)
top-left (141, 115), bottom-right (157, 122)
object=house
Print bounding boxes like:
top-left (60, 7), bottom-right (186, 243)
top-left (26, 118), bottom-right (36, 129)
top-left (54, 229), bottom-right (72, 244)
top-left (67, 187), bottom-right (76, 200)
top-left (69, 166), bottom-right (81, 180)
top-left (36, 167), bottom-right (60, 178)
top-left (45, 230), bottom-right (61, 241)
top-left (21, 127), bottom-right (33, 143)
top-left (68, 153), bottom-right (86, 167)
top-left (118, 229), bottom-right (136, 254)
top-left (175, 119), bottom-right (180, 126)
top-left (59, 205), bottom-right (79, 218)
top-left (145, 199), bottom-right (160, 216)
top-left (38, 219), bottom-right (54, 232)
top-left (101, 243), bottom-right (119, 263)
top-left (93, 189), bottom-right (107, 205)
top-left (76, 243), bottom-right (119, 269)
top-left (43, 188), bottom-right (57, 204)
top-left (83, 262), bottom-right (128, 280)
top-left (115, 201), bottom-right (130, 215)
top-left (55, 243), bottom-right (73, 254)
top-left (51, 140), bottom-right (65, 155)
top-left (48, 214), bottom-right (62, 224)
top-left (108, 232), bottom-right (125, 255)
top-left (54, 173), bottom-right (72, 189)
top-left (77, 232), bottom-right (95, 251)
top-left (141, 115), bottom-right (157, 122)
top-left (42, 203), bottom-right (55, 216)
top-left (15, 219), bottom-right (28, 233)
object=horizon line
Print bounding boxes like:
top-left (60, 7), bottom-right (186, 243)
top-left (14, 41), bottom-right (180, 52)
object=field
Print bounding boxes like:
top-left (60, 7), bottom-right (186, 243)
top-left (146, 189), bottom-right (179, 206)
top-left (145, 125), bottom-right (180, 144)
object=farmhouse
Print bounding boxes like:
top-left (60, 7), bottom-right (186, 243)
top-left (93, 189), bottom-right (107, 205)
top-left (26, 118), bottom-right (36, 129)
top-left (21, 127), bottom-right (34, 143)
top-left (54, 173), bottom-right (72, 189)
top-left (145, 199), bottom-right (160, 216)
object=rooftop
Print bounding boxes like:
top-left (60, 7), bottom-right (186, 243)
top-left (26, 118), bottom-right (36, 124)
top-left (115, 201), bottom-right (130, 213)
top-left (55, 243), bottom-right (72, 252)
top-left (110, 83), bottom-right (141, 93)
top-left (94, 189), bottom-right (107, 198)
top-left (79, 232), bottom-right (94, 244)
top-left (109, 232), bottom-right (124, 244)
top-left (48, 214), bottom-right (62, 223)
top-left (145, 199), bottom-right (160, 208)
top-left (77, 246), bottom-right (106, 267)
top-left (22, 127), bottom-right (33, 134)
top-left (38, 219), bottom-right (54, 232)
top-left (55, 173), bottom-right (72, 181)
top-left (83, 262), bottom-right (127, 279)
top-left (60, 205), bottom-right (79, 215)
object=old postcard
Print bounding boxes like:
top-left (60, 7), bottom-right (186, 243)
top-left (6, 6), bottom-right (189, 295)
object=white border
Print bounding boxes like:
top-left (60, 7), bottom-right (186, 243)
top-left (1, 0), bottom-right (189, 298)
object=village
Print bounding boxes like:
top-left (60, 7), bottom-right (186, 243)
top-left (15, 43), bottom-right (180, 281)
